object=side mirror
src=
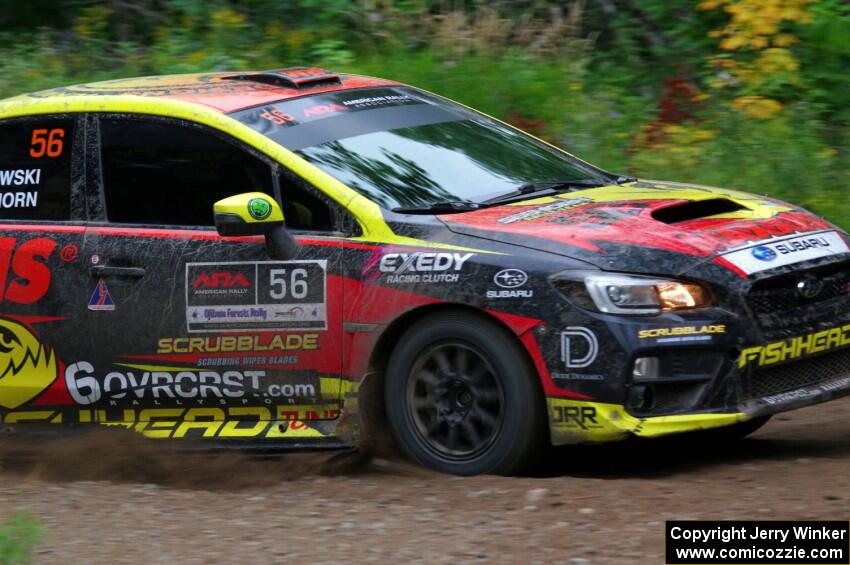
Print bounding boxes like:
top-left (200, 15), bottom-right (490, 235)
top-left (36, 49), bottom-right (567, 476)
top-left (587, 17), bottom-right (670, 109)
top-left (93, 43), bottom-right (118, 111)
top-left (213, 192), bottom-right (284, 236)
top-left (213, 192), bottom-right (299, 259)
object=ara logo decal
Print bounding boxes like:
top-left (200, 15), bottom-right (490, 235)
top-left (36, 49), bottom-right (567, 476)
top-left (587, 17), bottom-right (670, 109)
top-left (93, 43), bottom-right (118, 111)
top-left (0, 318), bottom-right (58, 409)
top-left (192, 272), bottom-right (251, 289)
top-left (560, 327), bottom-right (598, 369)
top-left (88, 279), bottom-right (115, 311)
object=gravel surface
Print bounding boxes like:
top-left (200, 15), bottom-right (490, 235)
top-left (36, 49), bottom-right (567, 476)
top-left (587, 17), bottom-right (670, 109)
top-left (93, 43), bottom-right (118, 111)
top-left (1, 398), bottom-right (849, 564)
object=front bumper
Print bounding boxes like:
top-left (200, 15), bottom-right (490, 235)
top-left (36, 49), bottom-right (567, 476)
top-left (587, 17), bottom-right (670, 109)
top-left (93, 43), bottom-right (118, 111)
top-left (547, 369), bottom-right (850, 445)
top-left (542, 258), bottom-right (850, 446)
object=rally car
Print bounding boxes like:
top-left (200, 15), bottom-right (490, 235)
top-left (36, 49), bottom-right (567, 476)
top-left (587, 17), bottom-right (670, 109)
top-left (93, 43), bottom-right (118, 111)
top-left (0, 66), bottom-right (847, 475)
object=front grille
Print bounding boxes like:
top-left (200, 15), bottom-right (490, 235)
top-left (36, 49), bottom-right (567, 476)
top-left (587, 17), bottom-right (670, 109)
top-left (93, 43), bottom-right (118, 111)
top-left (747, 261), bottom-right (850, 339)
top-left (744, 346), bottom-right (850, 400)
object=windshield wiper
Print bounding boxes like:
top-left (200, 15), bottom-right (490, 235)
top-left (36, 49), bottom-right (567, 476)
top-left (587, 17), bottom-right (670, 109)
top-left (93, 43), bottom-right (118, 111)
top-left (480, 178), bottom-right (610, 206)
top-left (392, 201), bottom-right (482, 214)
top-left (613, 175), bottom-right (638, 184)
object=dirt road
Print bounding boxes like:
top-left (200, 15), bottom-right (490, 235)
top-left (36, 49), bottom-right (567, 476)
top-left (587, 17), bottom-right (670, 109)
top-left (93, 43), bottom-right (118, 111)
top-left (1, 398), bottom-right (849, 564)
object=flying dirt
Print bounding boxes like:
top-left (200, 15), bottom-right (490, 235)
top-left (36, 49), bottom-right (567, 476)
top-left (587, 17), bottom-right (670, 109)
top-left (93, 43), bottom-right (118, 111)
top-left (0, 397), bottom-right (848, 564)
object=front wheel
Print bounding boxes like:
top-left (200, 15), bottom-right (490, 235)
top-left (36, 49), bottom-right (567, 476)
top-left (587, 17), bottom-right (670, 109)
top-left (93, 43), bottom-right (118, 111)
top-left (385, 312), bottom-right (546, 475)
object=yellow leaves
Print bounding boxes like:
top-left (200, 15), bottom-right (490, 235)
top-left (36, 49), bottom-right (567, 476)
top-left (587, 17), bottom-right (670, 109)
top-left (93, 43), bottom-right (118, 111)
top-left (818, 147), bottom-right (839, 160)
top-left (704, 0), bottom-right (812, 53)
top-left (756, 48), bottom-right (799, 73)
top-left (701, 0), bottom-right (813, 118)
top-left (731, 95), bottom-right (784, 118)
top-left (210, 8), bottom-right (248, 30)
top-left (698, 0), bottom-right (728, 9)
top-left (634, 124), bottom-right (718, 168)
top-left (772, 33), bottom-right (798, 47)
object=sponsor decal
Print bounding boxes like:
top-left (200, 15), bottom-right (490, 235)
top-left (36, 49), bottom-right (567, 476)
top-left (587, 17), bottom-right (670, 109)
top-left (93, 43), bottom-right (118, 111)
top-left (739, 324), bottom-right (850, 368)
top-left (551, 405), bottom-right (602, 429)
top-left (638, 324), bottom-right (726, 343)
top-left (186, 260), bottom-right (327, 332)
top-left (560, 327), bottom-right (598, 369)
top-left (497, 197), bottom-right (590, 224)
top-left (247, 197), bottom-right (271, 220)
top-left (751, 245), bottom-right (776, 262)
top-left (2, 405), bottom-right (341, 439)
top-left (59, 244), bottom-right (78, 263)
top-left (378, 252), bottom-right (473, 284)
top-left (0, 237), bottom-right (56, 304)
top-left (157, 333), bottom-right (319, 354)
top-left (0, 318), bottom-right (57, 409)
top-left (487, 268), bottom-right (533, 299)
top-left (758, 376), bottom-right (850, 405)
top-left (0, 169), bottom-right (40, 187)
top-left (64, 362), bottom-right (320, 407)
top-left (721, 230), bottom-right (849, 275)
top-left (88, 278), bottom-right (115, 311)
top-left (551, 372), bottom-right (605, 382)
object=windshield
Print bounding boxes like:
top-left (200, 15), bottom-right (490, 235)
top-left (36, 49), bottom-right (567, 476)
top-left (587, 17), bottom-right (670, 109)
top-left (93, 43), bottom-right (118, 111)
top-left (230, 87), bottom-right (607, 209)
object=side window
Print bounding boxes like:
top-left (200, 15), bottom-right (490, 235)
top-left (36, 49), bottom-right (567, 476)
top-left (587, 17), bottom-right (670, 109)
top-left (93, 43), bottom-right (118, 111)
top-left (279, 178), bottom-right (335, 232)
top-left (99, 119), bottom-right (273, 226)
top-left (0, 117), bottom-right (74, 220)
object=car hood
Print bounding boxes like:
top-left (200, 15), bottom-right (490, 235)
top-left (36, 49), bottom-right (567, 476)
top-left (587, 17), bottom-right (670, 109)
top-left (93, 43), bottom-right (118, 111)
top-left (439, 180), bottom-right (845, 278)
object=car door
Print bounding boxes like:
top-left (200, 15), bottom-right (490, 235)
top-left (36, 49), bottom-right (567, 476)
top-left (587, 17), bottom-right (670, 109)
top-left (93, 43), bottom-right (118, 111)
top-left (0, 114), bottom-right (93, 424)
top-left (74, 114), bottom-right (343, 440)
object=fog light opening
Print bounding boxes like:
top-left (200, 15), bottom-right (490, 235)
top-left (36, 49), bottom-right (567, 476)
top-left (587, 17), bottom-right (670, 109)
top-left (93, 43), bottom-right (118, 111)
top-left (627, 384), bottom-right (655, 413)
top-left (632, 356), bottom-right (660, 381)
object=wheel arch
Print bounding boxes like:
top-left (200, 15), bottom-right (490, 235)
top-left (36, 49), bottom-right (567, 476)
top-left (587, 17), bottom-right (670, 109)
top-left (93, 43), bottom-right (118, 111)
top-left (355, 302), bottom-right (548, 450)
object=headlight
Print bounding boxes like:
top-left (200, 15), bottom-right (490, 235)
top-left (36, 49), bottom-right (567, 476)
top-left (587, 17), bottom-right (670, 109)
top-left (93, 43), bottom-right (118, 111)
top-left (550, 271), bottom-right (711, 315)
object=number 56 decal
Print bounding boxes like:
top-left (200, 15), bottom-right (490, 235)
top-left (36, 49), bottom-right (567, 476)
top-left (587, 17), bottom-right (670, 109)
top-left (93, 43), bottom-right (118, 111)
top-left (185, 260), bottom-right (327, 332)
top-left (29, 128), bottom-right (65, 158)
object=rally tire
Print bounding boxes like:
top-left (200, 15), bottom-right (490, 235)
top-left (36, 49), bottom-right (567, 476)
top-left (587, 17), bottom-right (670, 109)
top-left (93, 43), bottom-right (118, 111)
top-left (385, 311), bottom-right (546, 476)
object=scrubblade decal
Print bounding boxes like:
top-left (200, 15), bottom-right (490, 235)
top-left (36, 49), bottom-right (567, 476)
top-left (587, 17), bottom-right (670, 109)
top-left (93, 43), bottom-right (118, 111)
top-left (638, 325), bottom-right (726, 343)
top-left (157, 333), bottom-right (319, 353)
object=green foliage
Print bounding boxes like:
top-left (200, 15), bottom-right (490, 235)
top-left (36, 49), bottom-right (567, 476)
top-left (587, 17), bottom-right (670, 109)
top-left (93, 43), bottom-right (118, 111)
top-left (0, 515), bottom-right (41, 565)
top-left (0, 0), bottom-right (846, 226)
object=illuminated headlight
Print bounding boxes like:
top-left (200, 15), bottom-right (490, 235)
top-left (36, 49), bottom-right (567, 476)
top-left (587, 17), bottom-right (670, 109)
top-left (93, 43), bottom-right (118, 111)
top-left (550, 271), bottom-right (711, 315)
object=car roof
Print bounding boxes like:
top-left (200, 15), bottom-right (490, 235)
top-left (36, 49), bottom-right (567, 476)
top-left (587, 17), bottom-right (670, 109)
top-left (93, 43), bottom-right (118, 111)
top-left (7, 67), bottom-right (400, 114)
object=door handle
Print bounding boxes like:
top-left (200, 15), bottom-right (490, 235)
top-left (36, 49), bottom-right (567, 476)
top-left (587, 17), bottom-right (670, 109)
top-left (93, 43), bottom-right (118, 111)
top-left (90, 265), bottom-right (146, 278)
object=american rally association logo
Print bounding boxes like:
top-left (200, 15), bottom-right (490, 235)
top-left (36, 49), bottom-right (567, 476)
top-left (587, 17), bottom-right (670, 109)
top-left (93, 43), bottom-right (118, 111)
top-left (0, 318), bottom-right (57, 409)
top-left (88, 278), bottom-right (115, 311)
top-left (751, 245), bottom-right (777, 262)
top-left (248, 198), bottom-right (272, 220)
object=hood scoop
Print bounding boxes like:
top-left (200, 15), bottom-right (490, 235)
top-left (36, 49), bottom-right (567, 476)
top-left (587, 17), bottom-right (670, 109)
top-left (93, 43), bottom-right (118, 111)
top-left (651, 198), bottom-right (747, 224)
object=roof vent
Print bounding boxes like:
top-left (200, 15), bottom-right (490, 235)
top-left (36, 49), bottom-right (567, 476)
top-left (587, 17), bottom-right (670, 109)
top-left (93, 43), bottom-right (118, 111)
top-left (651, 198), bottom-right (748, 224)
top-left (222, 66), bottom-right (342, 89)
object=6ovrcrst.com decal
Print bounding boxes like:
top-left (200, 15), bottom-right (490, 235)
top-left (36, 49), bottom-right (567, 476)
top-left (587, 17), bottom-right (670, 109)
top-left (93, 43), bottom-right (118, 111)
top-left (185, 260), bottom-right (327, 332)
top-left (0, 316), bottom-right (327, 415)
